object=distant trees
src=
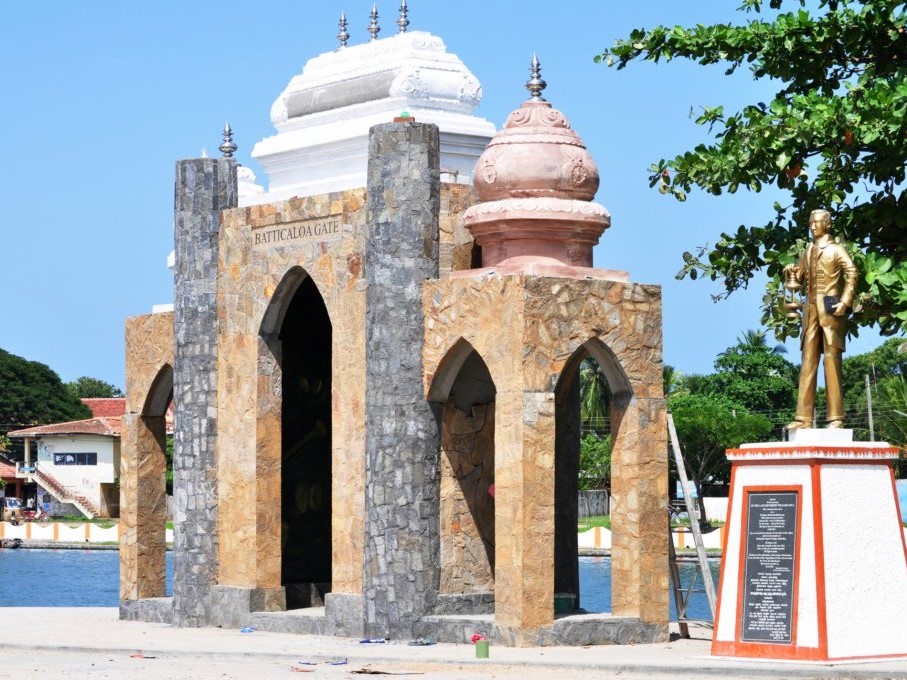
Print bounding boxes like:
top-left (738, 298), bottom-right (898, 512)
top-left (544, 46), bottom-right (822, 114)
top-left (700, 332), bottom-right (797, 419)
top-left (669, 392), bottom-right (773, 504)
top-left (678, 329), bottom-right (797, 433)
top-left (579, 357), bottom-right (611, 434)
top-left (65, 376), bottom-right (124, 399)
top-left (842, 338), bottom-right (907, 454)
top-left (841, 337), bottom-right (907, 407)
top-left (0, 348), bottom-right (92, 461)
top-left (0, 348), bottom-right (91, 430)
top-left (579, 433), bottom-right (612, 491)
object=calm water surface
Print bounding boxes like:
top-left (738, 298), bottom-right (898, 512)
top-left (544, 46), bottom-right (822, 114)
top-left (579, 555), bottom-right (718, 621)
top-left (0, 549), bottom-right (173, 607)
top-left (0, 550), bottom-right (715, 621)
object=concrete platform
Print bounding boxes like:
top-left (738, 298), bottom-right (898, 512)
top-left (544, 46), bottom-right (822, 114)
top-left (3, 608), bottom-right (907, 679)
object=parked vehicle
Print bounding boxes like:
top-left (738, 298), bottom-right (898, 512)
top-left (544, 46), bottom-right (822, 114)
top-left (22, 506), bottom-right (49, 522)
top-left (2, 497), bottom-right (23, 524)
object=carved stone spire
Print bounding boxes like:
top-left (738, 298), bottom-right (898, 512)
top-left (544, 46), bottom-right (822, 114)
top-left (368, 4), bottom-right (380, 41)
top-left (337, 12), bottom-right (349, 47)
top-left (219, 122), bottom-right (237, 158)
top-left (526, 53), bottom-right (547, 101)
top-left (464, 63), bottom-right (609, 271)
top-left (397, 0), bottom-right (409, 33)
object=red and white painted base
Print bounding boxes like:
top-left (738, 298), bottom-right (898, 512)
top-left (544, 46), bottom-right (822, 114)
top-left (712, 430), bottom-right (907, 661)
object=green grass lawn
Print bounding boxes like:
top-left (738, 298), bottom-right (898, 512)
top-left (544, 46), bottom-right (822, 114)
top-left (579, 515), bottom-right (726, 532)
top-left (578, 515), bottom-right (611, 531)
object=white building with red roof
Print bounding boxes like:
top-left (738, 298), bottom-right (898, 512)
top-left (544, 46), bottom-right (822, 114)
top-left (7, 398), bottom-right (130, 518)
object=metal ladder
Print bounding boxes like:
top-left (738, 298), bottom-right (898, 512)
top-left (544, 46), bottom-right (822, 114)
top-left (667, 413), bottom-right (717, 638)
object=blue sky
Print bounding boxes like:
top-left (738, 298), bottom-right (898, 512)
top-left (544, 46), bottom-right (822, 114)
top-left (0, 1), bottom-right (884, 389)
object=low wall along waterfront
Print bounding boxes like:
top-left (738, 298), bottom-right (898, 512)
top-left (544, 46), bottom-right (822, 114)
top-left (1, 521), bottom-right (174, 545)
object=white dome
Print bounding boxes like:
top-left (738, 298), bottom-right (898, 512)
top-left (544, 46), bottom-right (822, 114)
top-left (250, 31), bottom-right (495, 204)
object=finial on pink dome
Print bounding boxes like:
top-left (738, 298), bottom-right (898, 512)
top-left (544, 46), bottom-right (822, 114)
top-left (526, 54), bottom-right (547, 101)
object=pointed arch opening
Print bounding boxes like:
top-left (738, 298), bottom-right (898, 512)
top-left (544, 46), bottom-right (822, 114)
top-left (554, 339), bottom-right (632, 616)
top-left (428, 339), bottom-right (497, 614)
top-left (258, 267), bottom-right (333, 610)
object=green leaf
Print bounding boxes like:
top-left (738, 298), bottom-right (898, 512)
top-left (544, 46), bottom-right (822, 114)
top-left (597, 0), bottom-right (907, 337)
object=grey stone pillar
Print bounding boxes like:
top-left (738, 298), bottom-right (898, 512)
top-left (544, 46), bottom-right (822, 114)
top-left (172, 158), bottom-right (237, 627)
top-left (363, 122), bottom-right (441, 638)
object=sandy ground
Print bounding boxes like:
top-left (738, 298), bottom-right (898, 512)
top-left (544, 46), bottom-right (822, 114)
top-left (0, 647), bottom-right (774, 680)
top-left (2, 609), bottom-right (906, 680)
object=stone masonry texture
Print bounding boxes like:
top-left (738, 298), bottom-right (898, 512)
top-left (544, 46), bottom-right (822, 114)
top-left (120, 310), bottom-right (174, 606)
top-left (363, 122), bottom-right (442, 638)
top-left (172, 158), bottom-right (237, 627)
top-left (423, 274), bottom-right (669, 643)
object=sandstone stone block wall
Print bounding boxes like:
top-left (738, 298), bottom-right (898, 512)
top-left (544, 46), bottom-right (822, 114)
top-left (217, 189), bottom-right (368, 600)
top-left (439, 184), bottom-right (478, 276)
top-left (120, 311), bottom-right (174, 606)
top-left (440, 402), bottom-right (495, 594)
top-left (423, 274), bottom-right (668, 641)
top-left (363, 122), bottom-right (442, 639)
top-left (212, 171), bottom-right (469, 633)
top-left (172, 158), bottom-right (237, 627)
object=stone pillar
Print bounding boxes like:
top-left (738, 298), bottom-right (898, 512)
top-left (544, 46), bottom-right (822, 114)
top-left (495, 390), bottom-right (557, 640)
top-left (363, 122), bottom-right (441, 638)
top-left (119, 413), bottom-right (167, 601)
top-left (610, 396), bottom-right (668, 624)
top-left (172, 157), bottom-right (237, 627)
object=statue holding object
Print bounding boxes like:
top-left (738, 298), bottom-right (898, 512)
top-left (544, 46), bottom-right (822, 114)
top-left (785, 209), bottom-right (857, 430)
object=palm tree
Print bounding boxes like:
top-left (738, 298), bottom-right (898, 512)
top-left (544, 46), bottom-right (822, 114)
top-left (663, 364), bottom-right (685, 396)
top-left (734, 329), bottom-right (787, 355)
top-left (579, 357), bottom-right (611, 435)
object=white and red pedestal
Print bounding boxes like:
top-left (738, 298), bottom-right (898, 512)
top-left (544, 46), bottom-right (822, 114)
top-left (712, 430), bottom-right (907, 661)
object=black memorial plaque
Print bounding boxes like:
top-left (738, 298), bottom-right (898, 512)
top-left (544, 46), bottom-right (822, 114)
top-left (740, 491), bottom-right (798, 644)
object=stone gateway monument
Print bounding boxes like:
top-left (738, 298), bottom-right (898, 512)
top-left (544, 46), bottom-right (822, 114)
top-left (119, 11), bottom-right (667, 647)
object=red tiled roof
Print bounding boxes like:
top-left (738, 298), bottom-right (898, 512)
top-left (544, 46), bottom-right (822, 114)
top-left (0, 461), bottom-right (16, 479)
top-left (7, 417), bottom-right (122, 438)
top-left (81, 398), bottom-right (126, 418)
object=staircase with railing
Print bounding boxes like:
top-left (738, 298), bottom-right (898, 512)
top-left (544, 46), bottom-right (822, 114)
top-left (29, 465), bottom-right (99, 519)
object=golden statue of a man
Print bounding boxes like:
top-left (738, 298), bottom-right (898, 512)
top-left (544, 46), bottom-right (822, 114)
top-left (785, 209), bottom-right (857, 429)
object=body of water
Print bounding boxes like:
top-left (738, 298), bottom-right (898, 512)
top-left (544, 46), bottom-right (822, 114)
top-left (579, 555), bottom-right (718, 622)
top-left (0, 549), bottom-right (173, 607)
top-left (0, 550), bottom-right (716, 622)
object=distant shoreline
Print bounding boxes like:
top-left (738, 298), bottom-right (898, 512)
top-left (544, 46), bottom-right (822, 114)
top-left (2, 542), bottom-right (719, 559)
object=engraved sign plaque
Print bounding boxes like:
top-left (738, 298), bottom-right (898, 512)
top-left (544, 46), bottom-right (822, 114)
top-left (252, 216), bottom-right (342, 249)
top-left (741, 491), bottom-right (798, 644)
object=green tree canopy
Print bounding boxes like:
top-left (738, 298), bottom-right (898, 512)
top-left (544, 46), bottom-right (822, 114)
top-left (598, 0), bottom-right (907, 339)
top-left (873, 375), bottom-right (907, 451)
top-left (579, 357), bottom-right (612, 435)
top-left (669, 392), bottom-right (774, 499)
top-left (842, 336), bottom-right (907, 405)
top-left (0, 348), bottom-right (91, 429)
top-left (579, 433), bottom-right (612, 491)
top-left (691, 330), bottom-right (797, 428)
top-left (65, 376), bottom-right (124, 399)
top-left (663, 364), bottom-right (685, 396)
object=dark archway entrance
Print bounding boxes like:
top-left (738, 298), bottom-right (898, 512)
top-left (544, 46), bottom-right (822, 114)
top-left (429, 339), bottom-right (497, 611)
top-left (279, 276), bottom-right (333, 609)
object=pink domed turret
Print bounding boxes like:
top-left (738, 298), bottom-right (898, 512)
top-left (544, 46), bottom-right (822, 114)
top-left (464, 56), bottom-right (610, 270)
